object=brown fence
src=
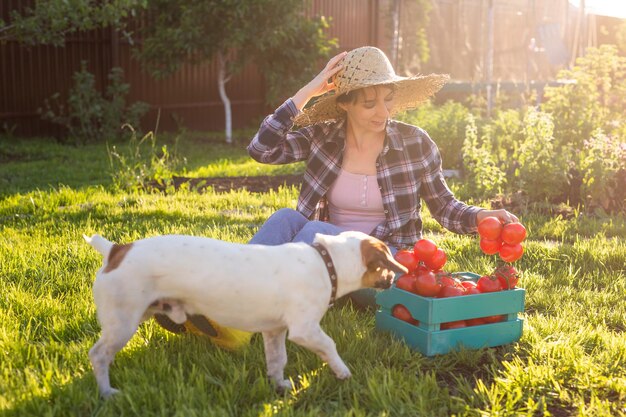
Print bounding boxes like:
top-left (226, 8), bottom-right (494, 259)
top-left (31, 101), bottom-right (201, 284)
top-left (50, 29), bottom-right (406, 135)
top-left (0, 0), bottom-right (618, 138)
top-left (0, 0), bottom-right (384, 137)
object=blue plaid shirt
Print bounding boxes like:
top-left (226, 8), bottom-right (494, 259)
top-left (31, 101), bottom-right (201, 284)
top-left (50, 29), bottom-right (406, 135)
top-left (247, 99), bottom-right (481, 247)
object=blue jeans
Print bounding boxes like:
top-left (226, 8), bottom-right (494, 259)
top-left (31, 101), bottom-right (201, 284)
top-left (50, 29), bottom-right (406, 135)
top-left (249, 208), bottom-right (394, 309)
top-left (249, 208), bottom-right (346, 245)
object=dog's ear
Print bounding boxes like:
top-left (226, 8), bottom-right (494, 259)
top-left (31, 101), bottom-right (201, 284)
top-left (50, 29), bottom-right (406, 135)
top-left (361, 238), bottom-right (408, 274)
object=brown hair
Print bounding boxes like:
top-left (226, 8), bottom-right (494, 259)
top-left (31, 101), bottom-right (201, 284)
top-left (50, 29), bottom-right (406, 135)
top-left (335, 84), bottom-right (397, 106)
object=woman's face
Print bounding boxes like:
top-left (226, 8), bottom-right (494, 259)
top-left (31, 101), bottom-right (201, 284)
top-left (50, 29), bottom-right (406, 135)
top-left (339, 85), bottom-right (395, 134)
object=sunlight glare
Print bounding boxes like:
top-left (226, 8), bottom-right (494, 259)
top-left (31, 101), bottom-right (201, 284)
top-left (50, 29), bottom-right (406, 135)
top-left (568, 0), bottom-right (626, 19)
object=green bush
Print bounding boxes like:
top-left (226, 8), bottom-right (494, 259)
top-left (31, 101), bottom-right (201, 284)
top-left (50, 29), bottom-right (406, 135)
top-left (457, 107), bottom-right (575, 208)
top-left (542, 45), bottom-right (626, 150)
top-left (107, 127), bottom-right (184, 193)
top-left (511, 108), bottom-right (569, 203)
top-left (537, 45), bottom-right (626, 213)
top-left (454, 46), bottom-right (626, 213)
top-left (400, 59), bottom-right (624, 214)
top-left (258, 16), bottom-right (338, 106)
top-left (486, 109), bottom-right (525, 167)
top-left (39, 62), bottom-right (149, 145)
top-left (461, 114), bottom-right (506, 200)
top-left (399, 101), bottom-right (470, 170)
top-left (579, 129), bottom-right (626, 214)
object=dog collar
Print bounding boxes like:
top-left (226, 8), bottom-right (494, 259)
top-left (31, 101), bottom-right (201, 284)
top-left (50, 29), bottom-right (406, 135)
top-left (311, 242), bottom-right (338, 306)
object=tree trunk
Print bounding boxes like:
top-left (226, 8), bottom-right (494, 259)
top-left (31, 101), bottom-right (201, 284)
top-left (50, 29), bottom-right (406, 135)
top-left (217, 51), bottom-right (232, 144)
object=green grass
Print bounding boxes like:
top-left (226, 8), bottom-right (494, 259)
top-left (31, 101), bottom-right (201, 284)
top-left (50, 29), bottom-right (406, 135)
top-left (1, 135), bottom-right (625, 416)
top-left (0, 133), bottom-right (304, 196)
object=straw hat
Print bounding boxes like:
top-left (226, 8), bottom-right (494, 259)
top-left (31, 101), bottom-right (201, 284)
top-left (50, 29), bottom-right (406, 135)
top-left (294, 46), bottom-right (449, 126)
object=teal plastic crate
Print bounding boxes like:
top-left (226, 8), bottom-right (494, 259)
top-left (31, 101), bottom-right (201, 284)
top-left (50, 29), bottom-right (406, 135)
top-left (375, 272), bottom-right (525, 356)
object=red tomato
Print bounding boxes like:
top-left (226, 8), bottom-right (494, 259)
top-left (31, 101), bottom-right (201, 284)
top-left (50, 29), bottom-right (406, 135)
top-left (501, 222), bottom-right (527, 245)
top-left (394, 274), bottom-right (416, 292)
top-left (438, 285), bottom-right (466, 298)
top-left (478, 217), bottom-right (503, 240)
top-left (437, 273), bottom-right (461, 288)
top-left (480, 237), bottom-right (502, 255)
top-left (494, 264), bottom-right (520, 289)
top-left (499, 243), bottom-right (524, 263)
top-left (441, 320), bottom-right (467, 330)
top-left (460, 280), bottom-right (477, 290)
top-left (466, 317), bottom-right (488, 326)
top-left (476, 275), bottom-right (503, 293)
top-left (394, 249), bottom-right (419, 272)
top-left (460, 280), bottom-right (482, 295)
top-left (466, 287), bottom-right (481, 295)
top-left (413, 239), bottom-right (437, 262)
top-left (413, 271), bottom-right (442, 297)
top-left (483, 315), bottom-right (505, 324)
top-left (392, 304), bottom-right (419, 325)
top-left (424, 248), bottom-right (447, 271)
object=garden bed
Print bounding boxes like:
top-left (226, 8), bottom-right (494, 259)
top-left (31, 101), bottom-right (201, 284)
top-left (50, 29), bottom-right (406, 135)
top-left (156, 174), bottom-right (303, 193)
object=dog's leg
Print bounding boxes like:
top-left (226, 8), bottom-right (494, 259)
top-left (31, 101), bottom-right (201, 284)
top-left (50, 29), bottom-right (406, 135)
top-left (89, 316), bottom-right (140, 398)
top-left (261, 328), bottom-right (292, 392)
top-left (144, 299), bottom-right (187, 324)
top-left (288, 323), bottom-right (352, 380)
top-left (145, 299), bottom-right (189, 334)
top-left (153, 314), bottom-right (187, 334)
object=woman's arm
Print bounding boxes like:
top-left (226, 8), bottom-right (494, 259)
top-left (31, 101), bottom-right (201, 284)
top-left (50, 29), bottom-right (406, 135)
top-left (247, 99), bottom-right (310, 165)
top-left (422, 172), bottom-right (483, 234)
top-left (420, 139), bottom-right (519, 232)
top-left (291, 51), bottom-right (346, 111)
top-left (247, 51), bottom-right (347, 165)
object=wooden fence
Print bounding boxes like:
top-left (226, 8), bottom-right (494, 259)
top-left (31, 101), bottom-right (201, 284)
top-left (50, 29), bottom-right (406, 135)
top-left (0, 0), bottom-right (617, 137)
top-left (0, 0), bottom-right (386, 137)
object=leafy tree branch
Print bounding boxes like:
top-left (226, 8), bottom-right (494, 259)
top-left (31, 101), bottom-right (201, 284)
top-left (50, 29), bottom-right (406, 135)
top-left (134, 0), bottom-right (337, 143)
top-left (0, 0), bottom-right (147, 46)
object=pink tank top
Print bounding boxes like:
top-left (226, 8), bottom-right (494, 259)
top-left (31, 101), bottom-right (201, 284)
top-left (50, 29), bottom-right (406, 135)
top-left (327, 169), bottom-right (386, 234)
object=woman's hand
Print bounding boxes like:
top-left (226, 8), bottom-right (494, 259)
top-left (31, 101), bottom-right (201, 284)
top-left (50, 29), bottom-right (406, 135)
top-left (476, 209), bottom-right (519, 225)
top-left (292, 51), bottom-right (347, 111)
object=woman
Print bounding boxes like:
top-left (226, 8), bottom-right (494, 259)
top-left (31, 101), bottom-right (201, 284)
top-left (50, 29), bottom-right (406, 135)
top-left (248, 46), bottom-right (517, 250)
top-left (155, 46), bottom-right (519, 335)
top-left (244, 46), bottom-right (518, 308)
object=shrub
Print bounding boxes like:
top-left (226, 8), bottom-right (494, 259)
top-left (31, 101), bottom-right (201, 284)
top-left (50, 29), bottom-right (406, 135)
top-left (487, 109), bottom-right (525, 168)
top-left (579, 129), bottom-right (626, 214)
top-left (399, 101), bottom-right (470, 170)
top-left (461, 114), bottom-right (506, 200)
top-left (39, 62), bottom-right (149, 145)
top-left (542, 45), bottom-right (626, 150)
top-left (107, 127), bottom-right (184, 193)
top-left (511, 108), bottom-right (569, 203)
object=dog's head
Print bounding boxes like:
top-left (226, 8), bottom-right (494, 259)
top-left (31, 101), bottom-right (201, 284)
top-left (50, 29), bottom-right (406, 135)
top-left (358, 236), bottom-right (408, 289)
top-left (314, 232), bottom-right (408, 290)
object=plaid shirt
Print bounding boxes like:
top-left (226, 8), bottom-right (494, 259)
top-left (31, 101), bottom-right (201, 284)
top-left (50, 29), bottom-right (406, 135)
top-left (247, 99), bottom-right (481, 247)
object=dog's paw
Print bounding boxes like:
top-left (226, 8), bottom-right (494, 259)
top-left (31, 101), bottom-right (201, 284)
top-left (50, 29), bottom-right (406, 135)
top-left (273, 378), bottom-right (294, 394)
top-left (100, 387), bottom-right (120, 399)
top-left (333, 364), bottom-right (352, 380)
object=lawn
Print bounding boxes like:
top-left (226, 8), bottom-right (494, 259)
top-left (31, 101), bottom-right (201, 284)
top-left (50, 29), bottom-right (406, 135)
top-left (1, 134), bottom-right (625, 416)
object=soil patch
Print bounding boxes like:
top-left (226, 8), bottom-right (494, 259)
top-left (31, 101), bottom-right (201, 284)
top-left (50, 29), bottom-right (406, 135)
top-left (159, 174), bottom-right (584, 217)
top-left (165, 174), bottom-right (303, 193)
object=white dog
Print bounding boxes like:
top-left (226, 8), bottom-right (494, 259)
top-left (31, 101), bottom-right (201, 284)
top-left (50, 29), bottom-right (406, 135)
top-left (84, 231), bottom-right (407, 397)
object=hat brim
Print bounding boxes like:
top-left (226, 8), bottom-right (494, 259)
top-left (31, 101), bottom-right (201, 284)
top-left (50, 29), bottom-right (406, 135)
top-left (294, 73), bottom-right (450, 126)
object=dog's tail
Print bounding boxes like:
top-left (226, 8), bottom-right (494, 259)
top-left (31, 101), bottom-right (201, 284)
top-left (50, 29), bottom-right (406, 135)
top-left (83, 234), bottom-right (114, 258)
